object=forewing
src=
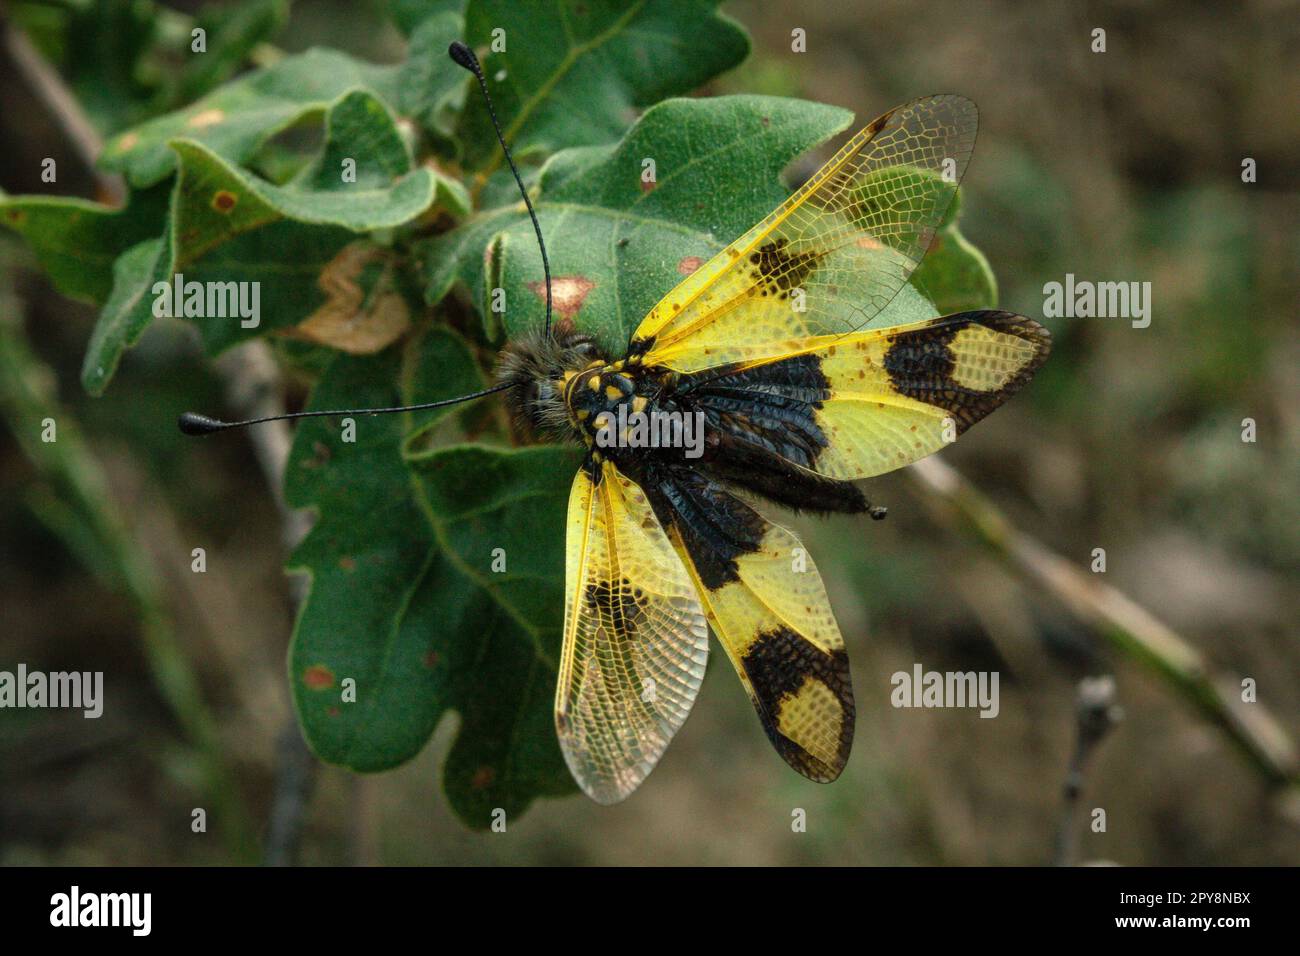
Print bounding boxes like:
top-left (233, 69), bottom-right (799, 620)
top-left (682, 310), bottom-right (1051, 481)
top-left (556, 462), bottom-right (709, 804)
top-left (644, 469), bottom-right (854, 781)
top-left (632, 95), bottom-right (978, 371)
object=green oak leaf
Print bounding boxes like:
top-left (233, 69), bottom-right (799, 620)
top-left (286, 329), bottom-right (576, 825)
top-left (423, 95), bottom-right (853, 355)
top-left (81, 88), bottom-right (448, 392)
top-left (99, 50), bottom-right (389, 188)
top-left (7, 0), bottom-right (1018, 835)
top-left (32, 0), bottom-right (287, 135)
top-left (61, 0), bottom-right (161, 133)
top-left (175, 0), bottom-right (290, 105)
top-left (456, 0), bottom-right (750, 171)
top-left (391, 0), bottom-right (465, 36)
top-left (169, 93), bottom-right (437, 240)
top-left (910, 187), bottom-right (999, 313)
top-left (94, 11), bottom-right (473, 188)
top-left (405, 439), bottom-right (582, 824)
top-left (407, 443), bottom-right (580, 647)
top-left (166, 223), bottom-right (359, 355)
top-left (81, 231), bottom-right (175, 395)
top-left (392, 11), bottom-right (470, 140)
top-left (0, 184), bottom-right (170, 304)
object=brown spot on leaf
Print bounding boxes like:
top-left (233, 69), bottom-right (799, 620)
top-left (422, 650), bottom-right (440, 669)
top-left (288, 243), bottom-right (411, 354)
top-left (303, 665), bottom-right (336, 690)
top-left (677, 256), bottom-right (704, 275)
top-left (527, 275), bottom-right (594, 319)
top-left (188, 108), bottom-right (225, 128)
top-left (5, 209), bottom-right (25, 225)
top-left (115, 132), bottom-right (139, 151)
top-left (640, 177), bottom-right (656, 194)
top-left (212, 190), bottom-right (237, 213)
top-left (471, 766), bottom-right (496, 789)
top-left (338, 556), bottom-right (356, 572)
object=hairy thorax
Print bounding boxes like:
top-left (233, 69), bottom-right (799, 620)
top-left (497, 325), bottom-right (678, 459)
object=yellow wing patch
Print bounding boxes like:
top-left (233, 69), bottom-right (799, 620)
top-left (630, 95), bottom-right (978, 370)
top-left (556, 462), bottom-right (709, 804)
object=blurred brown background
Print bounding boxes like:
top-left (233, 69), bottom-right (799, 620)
top-left (1, 0), bottom-right (1297, 864)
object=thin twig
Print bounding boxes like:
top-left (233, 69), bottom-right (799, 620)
top-left (1054, 676), bottom-right (1123, 865)
top-left (214, 341), bottom-right (319, 866)
top-left (263, 719), bottom-right (318, 866)
top-left (2, 20), bottom-right (126, 204)
top-left (909, 456), bottom-right (1299, 789)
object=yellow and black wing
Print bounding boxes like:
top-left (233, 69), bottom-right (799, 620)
top-left (621, 95), bottom-right (1048, 481)
top-left (678, 310), bottom-right (1051, 483)
top-left (556, 460), bottom-right (709, 804)
top-left (631, 94), bottom-right (980, 371)
top-left (640, 469), bottom-right (854, 781)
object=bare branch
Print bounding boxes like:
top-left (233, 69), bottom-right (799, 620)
top-left (2, 21), bottom-right (126, 204)
top-left (1054, 676), bottom-right (1123, 865)
top-left (909, 456), bottom-right (1299, 789)
top-left (212, 341), bottom-right (319, 865)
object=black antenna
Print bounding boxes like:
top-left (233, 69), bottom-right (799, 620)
top-left (177, 382), bottom-right (512, 435)
top-left (178, 40), bottom-right (553, 438)
top-left (449, 39), bottom-right (552, 339)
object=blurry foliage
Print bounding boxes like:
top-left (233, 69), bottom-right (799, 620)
top-left (14, 0), bottom-right (288, 135)
top-left (0, 247), bottom-right (256, 858)
top-left (0, 0), bottom-right (999, 826)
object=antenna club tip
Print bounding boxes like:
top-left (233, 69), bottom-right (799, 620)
top-left (178, 412), bottom-right (225, 436)
top-left (448, 40), bottom-right (481, 74)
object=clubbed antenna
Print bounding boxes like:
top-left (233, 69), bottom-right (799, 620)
top-left (449, 40), bottom-right (553, 339)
